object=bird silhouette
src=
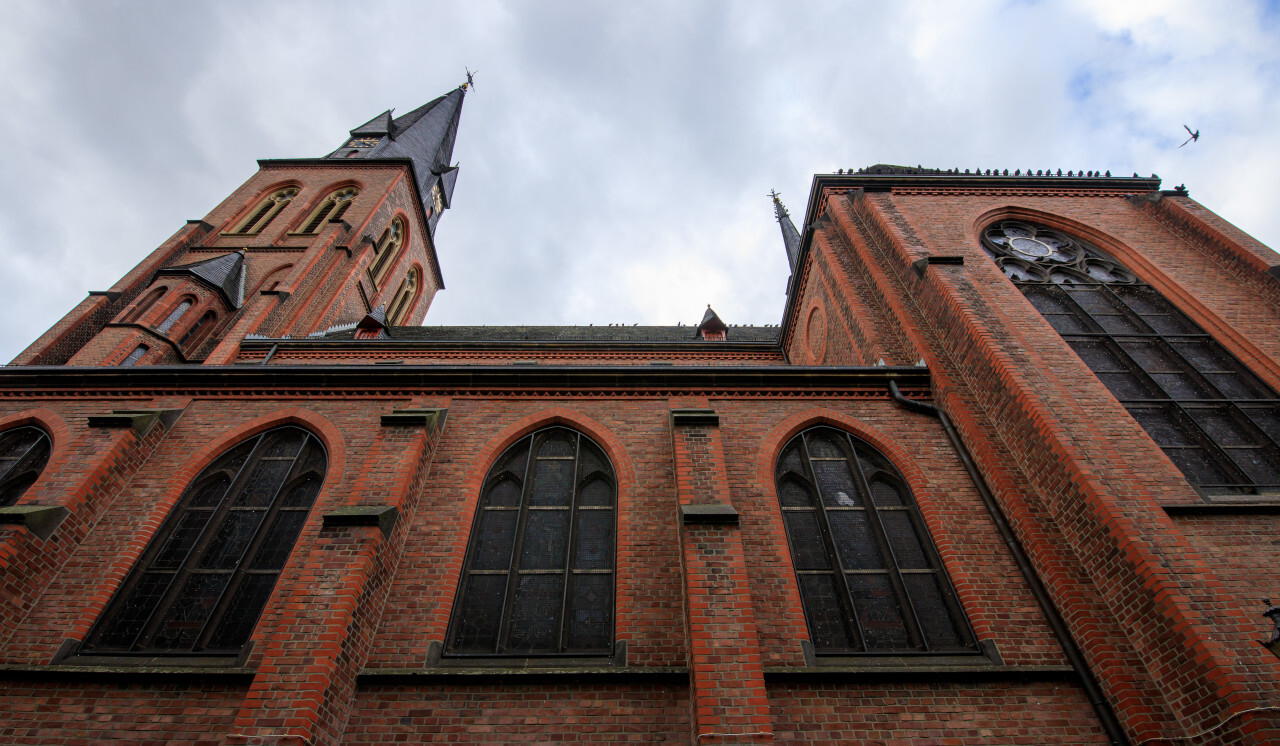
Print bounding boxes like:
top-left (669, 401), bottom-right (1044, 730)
top-left (1179, 125), bottom-right (1200, 148)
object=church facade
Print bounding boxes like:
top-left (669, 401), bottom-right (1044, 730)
top-left (0, 83), bottom-right (1277, 745)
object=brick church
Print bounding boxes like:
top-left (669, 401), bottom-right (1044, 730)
top-left (0, 80), bottom-right (1277, 744)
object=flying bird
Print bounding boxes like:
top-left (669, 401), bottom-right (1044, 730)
top-left (1179, 125), bottom-right (1200, 148)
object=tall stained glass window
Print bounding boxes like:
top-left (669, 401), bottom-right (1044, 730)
top-left (776, 426), bottom-right (975, 654)
top-left (82, 426), bottom-right (326, 655)
top-left (447, 426), bottom-right (616, 657)
top-left (983, 220), bottom-right (1280, 495)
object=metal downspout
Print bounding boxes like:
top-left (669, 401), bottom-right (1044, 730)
top-left (888, 380), bottom-right (1129, 746)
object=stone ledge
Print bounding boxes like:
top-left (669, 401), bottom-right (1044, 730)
top-left (1163, 502), bottom-right (1280, 516)
top-left (380, 407), bottom-right (447, 429)
top-left (322, 505), bottom-right (399, 537)
top-left (356, 666), bottom-right (688, 686)
top-left (680, 503), bottom-right (739, 525)
top-left (0, 505), bottom-right (69, 540)
top-left (763, 663), bottom-right (1076, 684)
top-left (670, 408), bottom-right (719, 427)
top-left (0, 663), bottom-right (255, 685)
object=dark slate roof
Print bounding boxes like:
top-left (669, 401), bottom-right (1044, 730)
top-left (324, 325), bottom-right (781, 343)
top-left (772, 194), bottom-right (803, 271)
top-left (157, 251), bottom-right (245, 308)
top-left (328, 87), bottom-right (467, 233)
top-left (697, 307), bottom-right (728, 337)
top-left (840, 163), bottom-right (1152, 179)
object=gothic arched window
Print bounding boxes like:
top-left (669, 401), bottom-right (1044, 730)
top-left (776, 426), bottom-right (975, 654)
top-left (232, 187), bottom-right (298, 235)
top-left (387, 267), bottom-right (419, 325)
top-left (0, 426), bottom-right (51, 508)
top-left (179, 311), bottom-right (217, 350)
top-left (367, 218), bottom-right (405, 288)
top-left (297, 187), bottom-right (359, 235)
top-left (82, 426), bottom-right (326, 655)
top-left (983, 221), bottom-right (1280, 495)
top-left (156, 299), bottom-right (193, 334)
top-left (122, 286), bottom-right (166, 324)
top-left (447, 426), bottom-right (616, 657)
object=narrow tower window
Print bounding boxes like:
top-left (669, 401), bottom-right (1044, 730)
top-left (367, 218), bottom-right (405, 288)
top-left (119, 345), bottom-right (149, 367)
top-left (0, 426), bottom-right (51, 508)
top-left (122, 287), bottom-right (166, 324)
top-left (776, 426), bottom-right (975, 654)
top-left (982, 221), bottom-right (1280, 494)
top-left (387, 267), bottom-right (420, 325)
top-left (447, 427), bottom-right (616, 657)
top-left (156, 300), bottom-right (193, 334)
top-left (297, 187), bottom-right (359, 235)
top-left (82, 426), bottom-right (327, 655)
top-left (179, 311), bottom-right (217, 350)
top-left (231, 187), bottom-right (298, 235)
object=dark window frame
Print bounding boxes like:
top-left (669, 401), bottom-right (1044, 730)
top-left (445, 426), bottom-right (617, 658)
top-left (983, 220), bottom-right (1280, 496)
top-left (80, 426), bottom-right (327, 657)
top-left (776, 426), bottom-right (977, 656)
top-left (0, 426), bottom-right (52, 508)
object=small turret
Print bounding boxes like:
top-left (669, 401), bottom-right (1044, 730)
top-left (771, 189), bottom-right (802, 272)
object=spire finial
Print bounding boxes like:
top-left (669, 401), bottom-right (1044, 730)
top-left (770, 190), bottom-right (802, 271)
top-left (462, 67), bottom-right (478, 91)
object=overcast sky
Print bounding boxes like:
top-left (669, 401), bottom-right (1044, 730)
top-left (2, 0), bottom-right (1279, 362)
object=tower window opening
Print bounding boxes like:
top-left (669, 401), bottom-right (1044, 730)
top-left (367, 218), bottom-right (405, 288)
top-left (232, 187), bottom-right (298, 235)
top-left (119, 345), bottom-right (149, 367)
top-left (982, 220), bottom-right (1280, 495)
top-left (156, 300), bottom-right (193, 334)
top-left (387, 267), bottom-right (420, 325)
top-left (297, 187), bottom-right (358, 235)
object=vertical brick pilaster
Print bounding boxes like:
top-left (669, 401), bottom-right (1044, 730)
top-left (225, 407), bottom-right (445, 746)
top-left (670, 404), bottom-right (773, 745)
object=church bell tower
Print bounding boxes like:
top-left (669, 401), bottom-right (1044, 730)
top-left (12, 83), bottom-right (469, 367)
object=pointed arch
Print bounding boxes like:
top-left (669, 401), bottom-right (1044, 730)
top-left (155, 296), bottom-right (195, 334)
top-left (0, 425), bottom-right (52, 508)
top-left (979, 218), bottom-right (1280, 494)
top-left (774, 423), bottom-right (977, 654)
top-left (367, 216), bottom-right (407, 288)
top-left (229, 185), bottom-right (299, 235)
top-left (121, 286), bottom-right (167, 324)
top-left (294, 185), bottom-right (359, 235)
top-left (387, 265), bottom-right (421, 325)
top-left (80, 425), bottom-right (329, 655)
top-left (179, 310), bottom-right (218, 350)
top-left (446, 424), bottom-right (616, 656)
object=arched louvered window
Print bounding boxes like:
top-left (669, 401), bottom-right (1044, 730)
top-left (122, 287), bottom-right (166, 324)
top-left (387, 267), bottom-right (419, 325)
top-left (232, 187), bottom-right (298, 235)
top-left (367, 218), bottom-right (405, 288)
top-left (983, 221), bottom-right (1280, 495)
top-left (777, 426), bottom-right (975, 654)
top-left (82, 426), bottom-right (326, 655)
top-left (0, 426), bottom-right (51, 508)
top-left (297, 187), bottom-right (358, 235)
top-left (156, 299), bottom-right (193, 334)
top-left (447, 427), bottom-right (616, 657)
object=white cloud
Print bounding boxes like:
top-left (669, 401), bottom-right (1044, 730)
top-left (1, 0), bottom-right (1278, 361)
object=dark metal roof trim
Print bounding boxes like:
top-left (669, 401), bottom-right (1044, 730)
top-left (0, 364), bottom-right (931, 393)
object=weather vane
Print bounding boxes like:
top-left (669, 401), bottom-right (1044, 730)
top-left (769, 188), bottom-right (781, 201)
top-left (463, 67), bottom-right (478, 91)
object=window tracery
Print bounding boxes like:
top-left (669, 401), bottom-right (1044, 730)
top-left (232, 187), bottom-right (298, 235)
top-left (983, 220), bottom-right (1280, 494)
top-left (297, 187), bottom-right (359, 235)
top-left (776, 426), bottom-right (975, 654)
top-left (82, 426), bottom-right (327, 655)
top-left (367, 218), bottom-right (405, 288)
top-left (387, 267), bottom-right (419, 325)
top-left (447, 426), bottom-right (616, 657)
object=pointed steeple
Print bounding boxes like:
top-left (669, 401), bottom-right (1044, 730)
top-left (696, 305), bottom-right (728, 341)
top-left (328, 83), bottom-right (468, 235)
top-left (771, 190), bottom-right (802, 271)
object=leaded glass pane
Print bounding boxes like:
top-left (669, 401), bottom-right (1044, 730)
top-left (447, 427), bottom-right (616, 656)
top-left (776, 427), bottom-right (975, 654)
top-left (985, 219), bottom-right (1280, 493)
top-left (82, 427), bottom-right (326, 654)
